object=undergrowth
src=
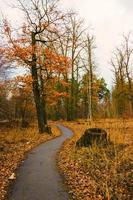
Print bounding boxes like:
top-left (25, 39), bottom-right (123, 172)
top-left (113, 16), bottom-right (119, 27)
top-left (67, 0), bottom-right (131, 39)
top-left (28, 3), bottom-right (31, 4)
top-left (58, 119), bottom-right (133, 200)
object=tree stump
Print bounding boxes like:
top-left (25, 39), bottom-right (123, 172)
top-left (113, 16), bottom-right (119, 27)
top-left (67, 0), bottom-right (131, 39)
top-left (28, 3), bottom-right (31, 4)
top-left (76, 128), bottom-right (108, 147)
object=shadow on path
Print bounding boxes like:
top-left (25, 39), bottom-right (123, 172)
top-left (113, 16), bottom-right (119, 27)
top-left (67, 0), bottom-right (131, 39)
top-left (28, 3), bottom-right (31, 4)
top-left (8, 125), bottom-right (73, 200)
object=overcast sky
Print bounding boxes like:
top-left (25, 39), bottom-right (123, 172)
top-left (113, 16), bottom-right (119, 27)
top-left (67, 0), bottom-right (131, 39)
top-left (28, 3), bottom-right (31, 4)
top-left (0, 0), bottom-right (133, 87)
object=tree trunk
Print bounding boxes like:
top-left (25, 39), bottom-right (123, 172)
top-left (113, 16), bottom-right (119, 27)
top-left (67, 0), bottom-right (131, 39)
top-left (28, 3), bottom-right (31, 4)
top-left (87, 37), bottom-right (93, 121)
top-left (64, 74), bottom-right (71, 121)
top-left (75, 65), bottom-right (79, 119)
top-left (70, 56), bottom-right (75, 120)
top-left (31, 32), bottom-right (48, 133)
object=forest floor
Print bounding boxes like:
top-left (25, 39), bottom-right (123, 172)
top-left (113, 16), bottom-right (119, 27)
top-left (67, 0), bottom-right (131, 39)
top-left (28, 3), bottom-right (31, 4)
top-left (58, 119), bottom-right (133, 200)
top-left (0, 119), bottom-right (133, 200)
top-left (0, 122), bottom-right (61, 200)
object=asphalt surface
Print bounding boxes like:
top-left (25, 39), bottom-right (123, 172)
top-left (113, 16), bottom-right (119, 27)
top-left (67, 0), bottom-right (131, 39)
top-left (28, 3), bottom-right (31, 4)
top-left (8, 125), bottom-right (73, 200)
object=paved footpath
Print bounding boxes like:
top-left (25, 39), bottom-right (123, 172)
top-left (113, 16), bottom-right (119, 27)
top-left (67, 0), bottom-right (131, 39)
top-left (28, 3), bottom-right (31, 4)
top-left (8, 125), bottom-right (73, 200)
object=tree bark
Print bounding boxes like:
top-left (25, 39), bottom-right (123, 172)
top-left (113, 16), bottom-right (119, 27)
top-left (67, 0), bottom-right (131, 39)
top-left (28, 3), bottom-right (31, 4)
top-left (31, 32), bottom-right (48, 133)
top-left (87, 37), bottom-right (93, 121)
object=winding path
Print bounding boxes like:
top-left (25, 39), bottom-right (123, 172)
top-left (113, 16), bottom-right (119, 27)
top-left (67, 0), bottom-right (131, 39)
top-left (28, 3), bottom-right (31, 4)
top-left (8, 125), bottom-right (73, 200)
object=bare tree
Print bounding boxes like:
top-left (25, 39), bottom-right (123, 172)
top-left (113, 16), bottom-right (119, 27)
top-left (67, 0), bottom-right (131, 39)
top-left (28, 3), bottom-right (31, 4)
top-left (111, 34), bottom-right (133, 117)
top-left (65, 14), bottom-right (86, 120)
top-left (49, 13), bottom-right (86, 120)
top-left (80, 34), bottom-right (95, 120)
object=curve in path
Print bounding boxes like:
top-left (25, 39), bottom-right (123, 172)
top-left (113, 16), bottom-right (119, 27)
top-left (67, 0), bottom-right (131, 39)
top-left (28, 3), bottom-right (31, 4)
top-left (8, 125), bottom-right (73, 200)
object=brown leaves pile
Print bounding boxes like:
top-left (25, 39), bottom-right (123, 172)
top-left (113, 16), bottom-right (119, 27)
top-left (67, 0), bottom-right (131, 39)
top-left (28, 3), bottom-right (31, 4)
top-left (58, 139), bottom-right (97, 200)
top-left (58, 123), bottom-right (97, 200)
top-left (0, 123), bottom-right (61, 200)
top-left (58, 120), bottom-right (133, 200)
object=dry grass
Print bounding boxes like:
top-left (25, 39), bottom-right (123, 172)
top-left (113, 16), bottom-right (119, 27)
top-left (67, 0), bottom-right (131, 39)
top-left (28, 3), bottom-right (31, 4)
top-left (0, 122), bottom-right (61, 200)
top-left (58, 119), bottom-right (133, 200)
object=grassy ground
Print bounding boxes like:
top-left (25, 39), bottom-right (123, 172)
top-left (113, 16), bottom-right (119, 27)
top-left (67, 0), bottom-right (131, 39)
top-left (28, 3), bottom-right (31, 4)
top-left (58, 119), bottom-right (133, 200)
top-left (0, 122), bottom-right (61, 200)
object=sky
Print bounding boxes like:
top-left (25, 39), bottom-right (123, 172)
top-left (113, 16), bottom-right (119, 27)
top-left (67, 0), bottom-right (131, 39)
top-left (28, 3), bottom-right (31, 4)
top-left (0, 0), bottom-right (133, 87)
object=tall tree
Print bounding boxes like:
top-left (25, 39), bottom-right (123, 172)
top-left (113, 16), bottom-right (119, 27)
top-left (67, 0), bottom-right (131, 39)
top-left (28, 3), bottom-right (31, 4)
top-left (66, 14), bottom-right (86, 120)
top-left (80, 34), bottom-right (95, 120)
top-left (2, 0), bottom-right (67, 133)
top-left (86, 35), bottom-right (95, 121)
top-left (111, 34), bottom-right (133, 117)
